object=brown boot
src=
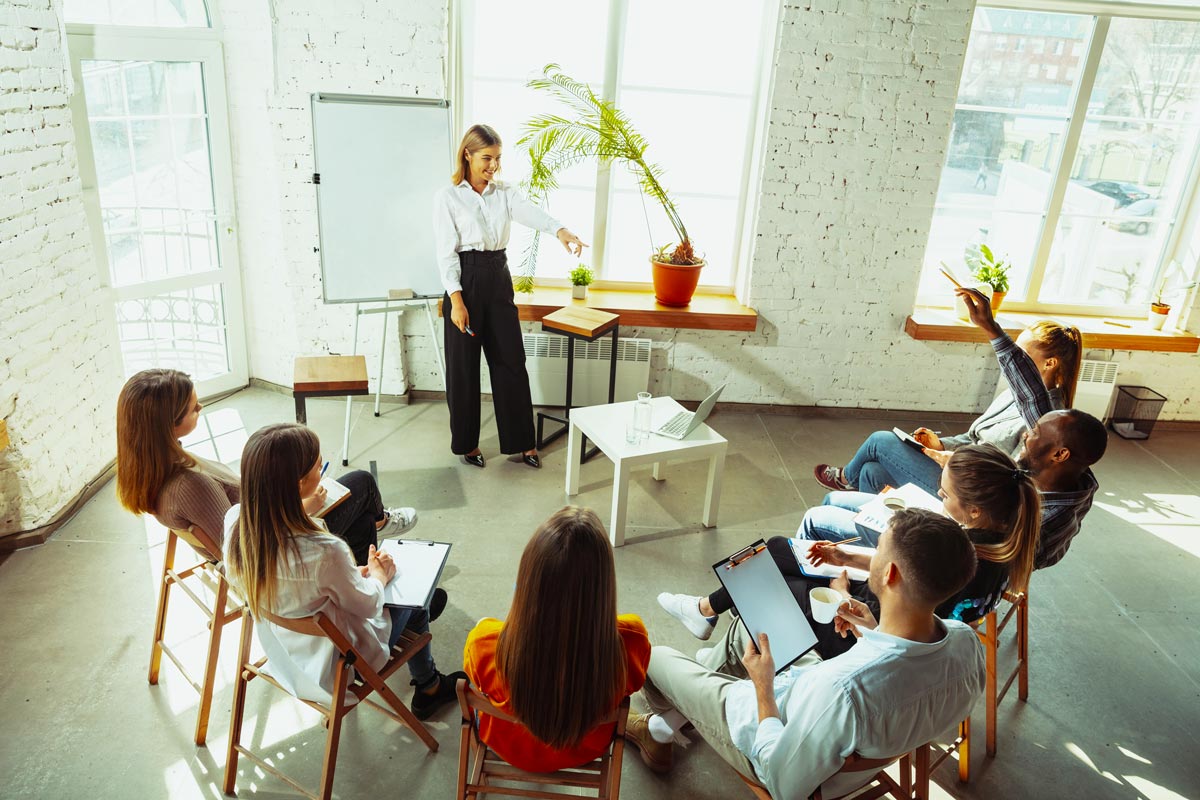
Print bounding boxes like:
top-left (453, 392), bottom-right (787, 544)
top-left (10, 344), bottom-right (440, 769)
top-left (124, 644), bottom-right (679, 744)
top-left (625, 712), bottom-right (674, 774)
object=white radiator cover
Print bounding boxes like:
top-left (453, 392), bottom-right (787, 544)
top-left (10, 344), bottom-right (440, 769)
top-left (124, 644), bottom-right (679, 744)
top-left (1074, 359), bottom-right (1119, 421)
top-left (480, 333), bottom-right (652, 407)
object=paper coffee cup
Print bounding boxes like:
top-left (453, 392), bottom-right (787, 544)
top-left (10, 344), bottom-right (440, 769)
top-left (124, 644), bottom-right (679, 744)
top-left (810, 587), bottom-right (843, 624)
top-left (882, 495), bottom-right (907, 510)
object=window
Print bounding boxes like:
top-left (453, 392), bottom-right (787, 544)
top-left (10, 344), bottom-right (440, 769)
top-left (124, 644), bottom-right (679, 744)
top-left (456, 0), bottom-right (775, 289)
top-left (919, 7), bottom-right (1200, 315)
top-left (64, 0), bottom-right (209, 27)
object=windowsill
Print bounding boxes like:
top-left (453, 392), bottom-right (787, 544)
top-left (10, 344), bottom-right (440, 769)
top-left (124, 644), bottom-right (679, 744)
top-left (905, 306), bottom-right (1200, 354)
top-left (440, 286), bottom-right (758, 331)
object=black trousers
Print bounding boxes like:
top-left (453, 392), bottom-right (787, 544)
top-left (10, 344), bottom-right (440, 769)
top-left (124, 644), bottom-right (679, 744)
top-left (707, 536), bottom-right (878, 661)
top-left (321, 469), bottom-right (383, 566)
top-left (444, 250), bottom-right (536, 455)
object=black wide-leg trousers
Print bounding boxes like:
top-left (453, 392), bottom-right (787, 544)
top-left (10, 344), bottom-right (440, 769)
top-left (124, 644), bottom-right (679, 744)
top-left (444, 249), bottom-right (536, 455)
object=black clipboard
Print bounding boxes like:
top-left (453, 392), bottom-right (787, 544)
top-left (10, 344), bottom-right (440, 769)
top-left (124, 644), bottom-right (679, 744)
top-left (713, 540), bottom-right (819, 674)
top-left (378, 539), bottom-right (451, 609)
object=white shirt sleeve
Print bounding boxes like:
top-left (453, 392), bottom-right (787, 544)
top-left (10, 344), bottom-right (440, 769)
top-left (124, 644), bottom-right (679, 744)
top-left (432, 188), bottom-right (464, 295)
top-left (750, 690), bottom-right (857, 800)
top-left (506, 184), bottom-right (564, 239)
top-left (317, 539), bottom-right (386, 622)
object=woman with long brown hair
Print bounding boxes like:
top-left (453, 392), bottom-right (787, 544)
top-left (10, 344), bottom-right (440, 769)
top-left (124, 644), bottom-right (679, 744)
top-left (462, 506), bottom-right (650, 771)
top-left (223, 423), bottom-right (463, 717)
top-left (813, 320), bottom-right (1083, 496)
top-left (115, 368), bottom-right (416, 561)
top-left (432, 124), bottom-right (586, 469)
top-left (659, 444), bottom-right (1040, 658)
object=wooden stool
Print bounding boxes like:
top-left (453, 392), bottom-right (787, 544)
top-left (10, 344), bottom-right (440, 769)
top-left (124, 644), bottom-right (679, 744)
top-left (293, 355), bottom-right (370, 465)
top-left (535, 306), bottom-right (619, 461)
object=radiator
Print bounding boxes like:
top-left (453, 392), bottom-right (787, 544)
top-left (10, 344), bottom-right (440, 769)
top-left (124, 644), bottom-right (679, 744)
top-left (1074, 359), bottom-right (1119, 421)
top-left (481, 333), bottom-right (651, 407)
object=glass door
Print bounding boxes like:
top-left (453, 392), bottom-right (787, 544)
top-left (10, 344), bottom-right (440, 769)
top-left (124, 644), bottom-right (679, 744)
top-left (68, 35), bottom-right (247, 397)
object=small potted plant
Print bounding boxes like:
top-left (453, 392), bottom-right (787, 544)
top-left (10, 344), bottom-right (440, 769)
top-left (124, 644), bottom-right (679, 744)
top-left (569, 264), bottom-right (594, 300)
top-left (1148, 260), bottom-right (1198, 331)
top-left (969, 244), bottom-right (1011, 312)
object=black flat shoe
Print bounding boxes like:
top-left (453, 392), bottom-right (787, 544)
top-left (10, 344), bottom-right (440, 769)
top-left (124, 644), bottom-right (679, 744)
top-left (427, 587), bottom-right (448, 623)
top-left (411, 670), bottom-right (468, 721)
top-left (462, 453), bottom-right (485, 468)
top-left (522, 453), bottom-right (541, 469)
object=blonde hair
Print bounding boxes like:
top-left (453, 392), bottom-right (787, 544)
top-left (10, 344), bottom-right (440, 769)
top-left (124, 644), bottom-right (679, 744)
top-left (116, 369), bottom-right (197, 515)
top-left (451, 123), bottom-right (502, 185)
top-left (496, 507), bottom-right (627, 749)
top-left (226, 424), bottom-right (323, 619)
top-left (1027, 321), bottom-right (1083, 408)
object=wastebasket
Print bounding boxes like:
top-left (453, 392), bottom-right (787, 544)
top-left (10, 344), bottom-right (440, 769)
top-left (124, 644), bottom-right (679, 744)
top-left (1109, 385), bottom-right (1168, 440)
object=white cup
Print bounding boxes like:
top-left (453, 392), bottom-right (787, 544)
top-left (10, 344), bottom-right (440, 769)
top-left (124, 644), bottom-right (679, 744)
top-left (810, 587), bottom-right (844, 624)
top-left (882, 495), bottom-right (907, 511)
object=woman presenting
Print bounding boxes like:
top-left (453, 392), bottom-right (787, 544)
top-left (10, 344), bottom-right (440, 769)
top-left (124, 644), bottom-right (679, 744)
top-left (432, 124), bottom-right (585, 469)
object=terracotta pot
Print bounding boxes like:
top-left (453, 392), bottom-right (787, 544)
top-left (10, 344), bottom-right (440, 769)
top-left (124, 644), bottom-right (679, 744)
top-left (1148, 302), bottom-right (1170, 331)
top-left (651, 257), bottom-right (705, 307)
top-left (571, 284), bottom-right (588, 300)
top-left (990, 291), bottom-right (1007, 312)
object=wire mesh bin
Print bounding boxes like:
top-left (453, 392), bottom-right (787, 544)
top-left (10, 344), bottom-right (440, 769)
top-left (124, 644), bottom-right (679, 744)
top-left (1109, 385), bottom-right (1168, 440)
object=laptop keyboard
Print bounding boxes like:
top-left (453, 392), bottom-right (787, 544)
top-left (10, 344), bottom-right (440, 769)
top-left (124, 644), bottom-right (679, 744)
top-left (658, 411), bottom-right (692, 436)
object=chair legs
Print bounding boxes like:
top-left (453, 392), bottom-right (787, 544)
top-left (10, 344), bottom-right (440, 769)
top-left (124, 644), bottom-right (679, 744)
top-left (223, 609), bottom-right (254, 796)
top-left (148, 531), bottom-right (179, 685)
top-left (317, 662), bottom-right (352, 800)
top-left (984, 611), bottom-right (998, 757)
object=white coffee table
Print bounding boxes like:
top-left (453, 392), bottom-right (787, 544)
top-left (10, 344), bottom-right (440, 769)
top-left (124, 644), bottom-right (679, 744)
top-left (565, 396), bottom-right (728, 547)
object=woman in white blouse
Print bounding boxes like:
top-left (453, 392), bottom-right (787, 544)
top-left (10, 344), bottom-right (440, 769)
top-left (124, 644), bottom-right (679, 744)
top-left (224, 423), bottom-right (464, 720)
top-left (432, 124), bottom-right (586, 469)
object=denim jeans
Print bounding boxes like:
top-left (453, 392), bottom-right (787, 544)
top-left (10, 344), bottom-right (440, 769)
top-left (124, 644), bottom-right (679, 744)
top-left (387, 606), bottom-right (437, 688)
top-left (798, 491), bottom-right (882, 546)
top-left (842, 430), bottom-right (942, 495)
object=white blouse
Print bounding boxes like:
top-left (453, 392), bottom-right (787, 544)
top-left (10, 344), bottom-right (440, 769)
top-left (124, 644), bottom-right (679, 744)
top-left (222, 506), bottom-right (392, 706)
top-left (431, 179), bottom-right (564, 295)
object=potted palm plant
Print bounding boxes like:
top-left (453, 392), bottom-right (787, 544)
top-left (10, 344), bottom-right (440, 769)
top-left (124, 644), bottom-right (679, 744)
top-left (569, 264), bottom-right (594, 300)
top-left (969, 244), bottom-right (1011, 312)
top-left (516, 64), bottom-right (703, 306)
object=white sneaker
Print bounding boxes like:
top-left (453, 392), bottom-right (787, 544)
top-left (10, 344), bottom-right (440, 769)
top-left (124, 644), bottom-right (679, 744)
top-left (657, 592), bottom-right (715, 641)
top-left (378, 507), bottom-right (418, 538)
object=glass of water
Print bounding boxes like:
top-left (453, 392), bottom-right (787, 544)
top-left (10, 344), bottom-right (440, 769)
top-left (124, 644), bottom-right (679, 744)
top-left (635, 392), bottom-right (652, 442)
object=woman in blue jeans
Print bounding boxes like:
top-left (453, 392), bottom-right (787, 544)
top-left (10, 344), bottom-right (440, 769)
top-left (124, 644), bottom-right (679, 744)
top-left (813, 320), bottom-right (1082, 495)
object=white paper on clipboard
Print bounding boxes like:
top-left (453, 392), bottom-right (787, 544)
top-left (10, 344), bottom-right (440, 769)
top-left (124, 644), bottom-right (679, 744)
top-left (378, 539), bottom-right (451, 608)
top-left (713, 542), bottom-right (819, 673)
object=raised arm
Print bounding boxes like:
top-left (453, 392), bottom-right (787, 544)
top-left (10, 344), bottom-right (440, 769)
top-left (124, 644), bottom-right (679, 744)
top-left (506, 184), bottom-right (564, 238)
top-left (956, 288), bottom-right (1054, 429)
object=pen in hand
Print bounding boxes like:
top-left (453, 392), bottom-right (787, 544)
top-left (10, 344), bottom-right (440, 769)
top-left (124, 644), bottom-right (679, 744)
top-left (464, 325), bottom-right (475, 336)
top-left (320, 460), bottom-right (329, 478)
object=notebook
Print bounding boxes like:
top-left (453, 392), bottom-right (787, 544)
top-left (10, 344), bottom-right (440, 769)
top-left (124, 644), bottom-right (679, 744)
top-left (852, 483), bottom-right (945, 535)
top-left (791, 540), bottom-right (874, 582)
top-left (379, 539), bottom-right (452, 609)
top-left (891, 427), bottom-right (926, 451)
top-left (313, 477), bottom-right (351, 518)
top-left (713, 540), bottom-right (819, 674)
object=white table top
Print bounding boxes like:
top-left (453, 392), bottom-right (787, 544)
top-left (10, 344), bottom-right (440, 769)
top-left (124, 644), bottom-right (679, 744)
top-left (569, 396), bottom-right (727, 460)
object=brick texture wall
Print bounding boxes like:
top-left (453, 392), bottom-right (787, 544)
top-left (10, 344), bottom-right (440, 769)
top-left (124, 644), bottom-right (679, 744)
top-left (0, 0), bottom-right (122, 534)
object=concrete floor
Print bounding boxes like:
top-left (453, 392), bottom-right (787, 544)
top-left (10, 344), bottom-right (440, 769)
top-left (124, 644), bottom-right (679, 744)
top-left (1, 387), bottom-right (1198, 800)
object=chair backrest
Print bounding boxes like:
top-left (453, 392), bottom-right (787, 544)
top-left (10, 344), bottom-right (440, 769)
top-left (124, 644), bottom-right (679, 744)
top-left (174, 524), bottom-right (221, 563)
top-left (458, 679), bottom-right (626, 730)
top-left (738, 751), bottom-right (909, 800)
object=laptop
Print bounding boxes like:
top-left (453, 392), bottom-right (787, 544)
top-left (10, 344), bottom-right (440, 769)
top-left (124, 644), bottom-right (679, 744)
top-left (653, 384), bottom-right (726, 440)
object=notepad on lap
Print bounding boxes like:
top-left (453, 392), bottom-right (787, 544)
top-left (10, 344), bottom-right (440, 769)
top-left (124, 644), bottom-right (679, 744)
top-left (892, 427), bottom-right (925, 451)
top-left (791, 540), bottom-right (874, 582)
top-left (379, 540), bottom-right (452, 609)
top-left (852, 483), bottom-right (945, 535)
top-left (313, 477), bottom-right (351, 518)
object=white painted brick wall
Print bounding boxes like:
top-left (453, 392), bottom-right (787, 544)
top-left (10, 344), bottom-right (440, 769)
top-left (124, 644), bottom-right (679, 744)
top-left (222, 0), bottom-right (1200, 420)
top-left (0, 0), bottom-right (122, 535)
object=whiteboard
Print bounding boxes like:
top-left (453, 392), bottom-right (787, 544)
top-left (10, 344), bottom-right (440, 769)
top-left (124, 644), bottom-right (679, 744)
top-left (312, 94), bottom-right (452, 302)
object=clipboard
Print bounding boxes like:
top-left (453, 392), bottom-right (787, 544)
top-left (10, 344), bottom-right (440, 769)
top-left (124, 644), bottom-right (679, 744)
top-left (378, 539), bottom-right (451, 609)
top-left (713, 540), bottom-right (819, 674)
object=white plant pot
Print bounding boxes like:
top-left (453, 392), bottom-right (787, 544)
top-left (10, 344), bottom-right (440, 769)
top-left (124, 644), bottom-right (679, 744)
top-left (954, 283), bottom-right (994, 322)
top-left (571, 285), bottom-right (588, 300)
top-left (1147, 307), bottom-right (1169, 330)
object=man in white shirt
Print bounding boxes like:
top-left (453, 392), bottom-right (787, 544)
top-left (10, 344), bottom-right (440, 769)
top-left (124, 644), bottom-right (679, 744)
top-left (627, 509), bottom-right (987, 799)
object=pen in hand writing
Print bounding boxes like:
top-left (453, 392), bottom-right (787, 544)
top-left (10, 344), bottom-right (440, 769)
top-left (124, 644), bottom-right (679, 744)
top-left (320, 460), bottom-right (329, 478)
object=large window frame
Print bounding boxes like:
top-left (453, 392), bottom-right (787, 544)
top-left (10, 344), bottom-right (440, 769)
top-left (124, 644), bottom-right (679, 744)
top-left (66, 6), bottom-right (249, 397)
top-left (922, 0), bottom-right (1200, 318)
top-left (451, 0), bottom-right (780, 297)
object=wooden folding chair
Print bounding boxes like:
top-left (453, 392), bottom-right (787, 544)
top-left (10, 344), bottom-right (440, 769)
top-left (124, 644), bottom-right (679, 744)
top-left (223, 609), bottom-right (439, 800)
top-left (456, 679), bottom-right (629, 799)
top-left (929, 589), bottom-right (1029, 783)
top-left (148, 525), bottom-right (244, 746)
top-left (739, 746), bottom-right (930, 800)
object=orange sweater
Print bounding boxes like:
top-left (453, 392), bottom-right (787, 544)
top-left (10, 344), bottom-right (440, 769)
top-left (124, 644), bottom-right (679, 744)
top-left (462, 615), bottom-right (651, 772)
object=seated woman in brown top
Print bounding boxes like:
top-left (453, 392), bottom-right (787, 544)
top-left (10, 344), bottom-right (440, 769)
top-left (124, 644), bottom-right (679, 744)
top-left (115, 368), bottom-right (416, 563)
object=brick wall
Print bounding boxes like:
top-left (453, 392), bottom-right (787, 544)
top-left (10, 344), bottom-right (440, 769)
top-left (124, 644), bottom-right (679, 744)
top-left (223, 0), bottom-right (1200, 419)
top-left (0, 0), bottom-right (122, 535)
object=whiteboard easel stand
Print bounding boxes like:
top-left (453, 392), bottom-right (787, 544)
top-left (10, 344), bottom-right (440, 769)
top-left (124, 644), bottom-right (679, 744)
top-left (339, 297), bottom-right (446, 466)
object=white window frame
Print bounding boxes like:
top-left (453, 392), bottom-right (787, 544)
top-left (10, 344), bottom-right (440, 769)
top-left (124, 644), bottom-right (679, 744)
top-left (924, 0), bottom-right (1200, 317)
top-left (66, 11), bottom-right (249, 397)
top-left (451, 0), bottom-right (780, 298)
